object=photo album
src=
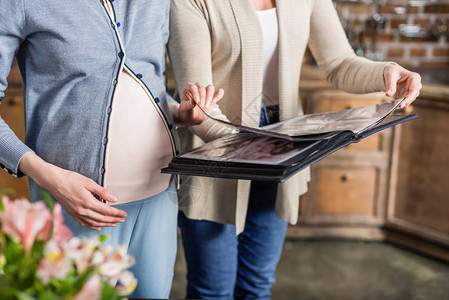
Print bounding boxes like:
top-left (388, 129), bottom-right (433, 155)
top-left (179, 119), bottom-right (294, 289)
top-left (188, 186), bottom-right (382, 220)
top-left (162, 98), bottom-right (417, 182)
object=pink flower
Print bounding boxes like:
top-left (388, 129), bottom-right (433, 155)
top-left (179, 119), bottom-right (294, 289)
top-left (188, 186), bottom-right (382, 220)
top-left (36, 240), bottom-right (72, 284)
top-left (36, 213), bottom-right (53, 242)
top-left (0, 196), bottom-right (52, 252)
top-left (50, 203), bottom-right (73, 242)
top-left (93, 245), bottom-right (135, 284)
top-left (74, 274), bottom-right (102, 300)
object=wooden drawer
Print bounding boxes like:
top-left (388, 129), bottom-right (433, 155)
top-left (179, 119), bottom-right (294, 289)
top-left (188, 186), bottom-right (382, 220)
top-left (314, 167), bottom-right (376, 216)
top-left (298, 156), bottom-right (389, 226)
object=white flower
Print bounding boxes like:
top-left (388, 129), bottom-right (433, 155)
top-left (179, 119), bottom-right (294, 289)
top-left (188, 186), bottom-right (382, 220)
top-left (115, 270), bottom-right (138, 295)
top-left (93, 245), bottom-right (135, 284)
top-left (63, 236), bottom-right (100, 273)
top-left (36, 240), bottom-right (72, 284)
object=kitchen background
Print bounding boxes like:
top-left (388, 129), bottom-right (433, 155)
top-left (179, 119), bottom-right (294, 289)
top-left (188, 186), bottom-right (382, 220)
top-left (1, 0), bottom-right (448, 299)
top-left (314, 0), bottom-right (449, 68)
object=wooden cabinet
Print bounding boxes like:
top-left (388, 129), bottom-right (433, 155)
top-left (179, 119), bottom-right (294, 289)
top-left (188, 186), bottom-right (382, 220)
top-left (288, 79), bottom-right (449, 262)
top-left (0, 86), bottom-right (30, 199)
top-left (288, 89), bottom-right (393, 240)
top-left (385, 86), bottom-right (449, 261)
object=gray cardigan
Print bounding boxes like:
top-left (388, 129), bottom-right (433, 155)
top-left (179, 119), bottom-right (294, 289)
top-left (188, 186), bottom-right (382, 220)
top-left (168, 0), bottom-right (390, 233)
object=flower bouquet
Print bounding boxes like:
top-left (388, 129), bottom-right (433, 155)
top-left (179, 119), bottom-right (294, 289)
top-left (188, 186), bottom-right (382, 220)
top-left (0, 192), bottom-right (137, 300)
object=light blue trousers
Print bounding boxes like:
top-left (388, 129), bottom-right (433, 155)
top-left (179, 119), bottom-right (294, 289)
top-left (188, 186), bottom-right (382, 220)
top-left (62, 182), bottom-right (178, 299)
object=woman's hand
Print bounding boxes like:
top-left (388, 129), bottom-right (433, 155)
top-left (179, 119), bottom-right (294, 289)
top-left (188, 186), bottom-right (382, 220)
top-left (19, 152), bottom-right (127, 231)
top-left (384, 64), bottom-right (422, 108)
top-left (173, 82), bottom-right (224, 126)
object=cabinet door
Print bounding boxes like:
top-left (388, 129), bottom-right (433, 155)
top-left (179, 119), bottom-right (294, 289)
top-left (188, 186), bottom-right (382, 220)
top-left (386, 97), bottom-right (449, 261)
top-left (0, 88), bottom-right (30, 199)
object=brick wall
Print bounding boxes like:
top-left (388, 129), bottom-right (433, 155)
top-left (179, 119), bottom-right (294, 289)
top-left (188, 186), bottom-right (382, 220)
top-left (333, 0), bottom-right (449, 68)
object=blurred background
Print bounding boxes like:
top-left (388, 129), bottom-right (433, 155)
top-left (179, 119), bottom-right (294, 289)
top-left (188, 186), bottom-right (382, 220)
top-left (1, 0), bottom-right (448, 299)
top-left (325, 0), bottom-right (449, 68)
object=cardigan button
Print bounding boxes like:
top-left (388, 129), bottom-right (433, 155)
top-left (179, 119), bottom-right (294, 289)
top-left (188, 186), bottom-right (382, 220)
top-left (118, 52), bottom-right (124, 58)
top-left (154, 97), bottom-right (160, 103)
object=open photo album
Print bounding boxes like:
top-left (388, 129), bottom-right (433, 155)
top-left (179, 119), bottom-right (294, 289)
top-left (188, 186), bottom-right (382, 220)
top-left (162, 98), bottom-right (417, 182)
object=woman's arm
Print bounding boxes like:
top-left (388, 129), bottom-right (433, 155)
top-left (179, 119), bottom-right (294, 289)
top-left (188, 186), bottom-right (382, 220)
top-left (19, 152), bottom-right (127, 231)
top-left (168, 0), bottom-right (233, 142)
top-left (308, 0), bottom-right (388, 92)
top-left (308, 0), bottom-right (421, 106)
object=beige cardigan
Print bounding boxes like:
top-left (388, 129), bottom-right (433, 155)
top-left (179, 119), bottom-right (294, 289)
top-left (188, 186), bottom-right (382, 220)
top-left (168, 0), bottom-right (390, 234)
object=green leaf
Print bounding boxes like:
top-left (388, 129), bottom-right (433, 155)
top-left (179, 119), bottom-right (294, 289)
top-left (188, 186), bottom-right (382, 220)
top-left (31, 241), bottom-right (45, 261)
top-left (71, 272), bottom-right (90, 294)
top-left (39, 190), bottom-right (55, 212)
top-left (32, 277), bottom-right (46, 295)
top-left (100, 281), bottom-right (123, 300)
top-left (99, 235), bottom-right (110, 244)
top-left (38, 290), bottom-right (63, 300)
top-left (52, 274), bottom-right (79, 296)
top-left (2, 238), bottom-right (43, 291)
top-left (0, 272), bottom-right (8, 288)
top-left (0, 286), bottom-right (22, 300)
top-left (16, 290), bottom-right (36, 300)
top-left (4, 238), bottom-right (24, 266)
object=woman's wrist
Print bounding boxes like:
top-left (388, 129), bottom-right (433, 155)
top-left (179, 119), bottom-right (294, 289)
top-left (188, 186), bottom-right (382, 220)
top-left (19, 152), bottom-right (57, 188)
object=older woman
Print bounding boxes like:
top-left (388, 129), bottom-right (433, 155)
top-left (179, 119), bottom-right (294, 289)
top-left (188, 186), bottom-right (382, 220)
top-left (168, 0), bottom-right (421, 298)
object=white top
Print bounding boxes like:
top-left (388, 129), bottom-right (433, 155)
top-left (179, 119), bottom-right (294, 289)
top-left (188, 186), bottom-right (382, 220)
top-left (103, 1), bottom-right (173, 204)
top-left (257, 8), bottom-right (280, 108)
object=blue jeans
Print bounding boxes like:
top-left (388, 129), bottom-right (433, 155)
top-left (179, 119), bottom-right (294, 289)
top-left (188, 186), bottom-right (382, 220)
top-left (179, 180), bottom-right (287, 300)
top-left (62, 182), bottom-right (178, 299)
